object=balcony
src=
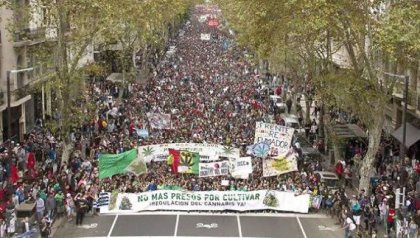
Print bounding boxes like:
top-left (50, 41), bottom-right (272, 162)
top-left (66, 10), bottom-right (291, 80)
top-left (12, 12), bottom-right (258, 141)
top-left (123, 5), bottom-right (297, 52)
top-left (13, 27), bottom-right (47, 47)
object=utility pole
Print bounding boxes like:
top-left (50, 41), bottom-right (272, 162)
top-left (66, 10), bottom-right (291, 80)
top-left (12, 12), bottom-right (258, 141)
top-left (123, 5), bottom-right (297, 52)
top-left (6, 71), bottom-right (11, 140)
top-left (401, 75), bottom-right (409, 160)
top-left (380, 71), bottom-right (409, 160)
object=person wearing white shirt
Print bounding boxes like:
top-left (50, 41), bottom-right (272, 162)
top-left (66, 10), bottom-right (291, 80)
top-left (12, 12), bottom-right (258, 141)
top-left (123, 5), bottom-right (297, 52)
top-left (24, 217), bottom-right (30, 233)
top-left (344, 214), bottom-right (357, 238)
top-left (0, 219), bottom-right (6, 238)
top-left (36, 194), bottom-right (45, 223)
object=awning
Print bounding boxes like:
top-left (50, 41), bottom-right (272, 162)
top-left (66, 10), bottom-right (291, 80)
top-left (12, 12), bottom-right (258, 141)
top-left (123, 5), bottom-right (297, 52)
top-left (392, 123), bottom-right (420, 148)
top-left (0, 95), bottom-right (32, 112)
top-left (333, 124), bottom-right (367, 139)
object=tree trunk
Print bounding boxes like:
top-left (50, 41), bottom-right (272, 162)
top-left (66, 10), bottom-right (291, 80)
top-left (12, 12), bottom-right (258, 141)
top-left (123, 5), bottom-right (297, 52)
top-left (358, 110), bottom-right (385, 192)
top-left (305, 99), bottom-right (311, 124)
top-left (60, 142), bottom-right (74, 164)
top-left (318, 101), bottom-right (325, 138)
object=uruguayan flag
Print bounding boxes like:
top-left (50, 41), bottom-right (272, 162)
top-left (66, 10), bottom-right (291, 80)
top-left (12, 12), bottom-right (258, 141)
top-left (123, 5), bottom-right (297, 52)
top-left (94, 192), bottom-right (110, 208)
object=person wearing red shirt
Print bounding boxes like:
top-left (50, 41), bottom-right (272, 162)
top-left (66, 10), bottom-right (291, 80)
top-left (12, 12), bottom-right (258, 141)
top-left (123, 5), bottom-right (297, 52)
top-left (129, 121), bottom-right (135, 136)
top-left (26, 151), bottom-right (35, 171)
top-left (335, 161), bottom-right (344, 179)
top-left (387, 207), bottom-right (396, 234)
top-left (415, 161), bottom-right (420, 174)
top-left (275, 86), bottom-right (282, 96)
top-left (10, 163), bottom-right (19, 184)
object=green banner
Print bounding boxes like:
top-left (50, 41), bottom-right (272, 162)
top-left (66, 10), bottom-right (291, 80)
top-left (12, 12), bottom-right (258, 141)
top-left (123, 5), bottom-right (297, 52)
top-left (99, 149), bottom-right (145, 179)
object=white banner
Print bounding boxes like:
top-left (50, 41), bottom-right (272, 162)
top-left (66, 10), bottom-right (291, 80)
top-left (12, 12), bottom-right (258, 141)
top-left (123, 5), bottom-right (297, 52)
top-left (146, 113), bottom-right (172, 129)
top-left (138, 143), bottom-right (240, 163)
top-left (199, 161), bottom-right (230, 177)
top-left (229, 157), bottom-right (252, 179)
top-left (200, 33), bottom-right (211, 41)
top-left (101, 190), bottom-right (310, 213)
top-left (262, 155), bottom-right (298, 177)
top-left (254, 122), bottom-right (295, 158)
top-left (198, 14), bottom-right (209, 23)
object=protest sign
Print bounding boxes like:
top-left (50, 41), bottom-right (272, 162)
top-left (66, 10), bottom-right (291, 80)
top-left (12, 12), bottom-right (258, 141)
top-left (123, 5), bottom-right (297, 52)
top-left (200, 33), bottom-right (211, 41)
top-left (208, 18), bottom-right (219, 27)
top-left (221, 180), bottom-right (230, 186)
top-left (229, 157), bottom-right (252, 179)
top-left (146, 113), bottom-right (172, 129)
top-left (199, 161), bottom-right (229, 177)
top-left (249, 142), bottom-right (270, 157)
top-left (199, 14), bottom-right (209, 23)
top-left (135, 128), bottom-right (149, 138)
top-left (262, 154), bottom-right (298, 177)
top-left (101, 190), bottom-right (310, 214)
top-left (254, 122), bottom-right (295, 158)
top-left (138, 143), bottom-right (240, 163)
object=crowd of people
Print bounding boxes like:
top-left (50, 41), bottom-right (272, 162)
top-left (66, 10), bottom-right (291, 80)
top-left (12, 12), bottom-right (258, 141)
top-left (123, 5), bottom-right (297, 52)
top-left (0, 4), bottom-right (419, 238)
top-left (94, 7), bottom-right (327, 203)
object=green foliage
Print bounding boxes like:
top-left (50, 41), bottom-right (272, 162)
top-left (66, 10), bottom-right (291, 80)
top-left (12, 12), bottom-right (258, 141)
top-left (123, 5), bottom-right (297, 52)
top-left (375, 2), bottom-right (420, 62)
top-left (6, 0), bottom-right (193, 139)
top-left (219, 0), bottom-right (418, 190)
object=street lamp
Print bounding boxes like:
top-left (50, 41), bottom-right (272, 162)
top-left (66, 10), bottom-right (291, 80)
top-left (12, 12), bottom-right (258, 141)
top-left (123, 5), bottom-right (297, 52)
top-left (381, 71), bottom-right (409, 160)
top-left (6, 67), bottom-right (34, 140)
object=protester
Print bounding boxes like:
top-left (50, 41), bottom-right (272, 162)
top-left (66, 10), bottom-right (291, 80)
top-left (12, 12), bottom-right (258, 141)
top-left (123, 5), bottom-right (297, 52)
top-left (0, 4), bottom-right (417, 238)
top-left (344, 212), bottom-right (357, 238)
top-left (74, 193), bottom-right (88, 226)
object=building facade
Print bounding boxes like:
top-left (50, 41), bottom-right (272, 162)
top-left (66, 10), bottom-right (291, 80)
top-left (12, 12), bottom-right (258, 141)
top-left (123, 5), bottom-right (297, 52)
top-left (0, 0), bottom-right (95, 143)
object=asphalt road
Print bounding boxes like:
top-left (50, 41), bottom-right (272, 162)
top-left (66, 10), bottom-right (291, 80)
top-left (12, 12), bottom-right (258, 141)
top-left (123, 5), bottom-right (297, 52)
top-left (54, 212), bottom-right (344, 238)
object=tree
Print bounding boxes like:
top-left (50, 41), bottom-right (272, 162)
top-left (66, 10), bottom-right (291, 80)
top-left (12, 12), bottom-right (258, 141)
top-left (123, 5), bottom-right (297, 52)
top-left (99, 0), bottom-right (193, 88)
top-left (219, 0), bottom-right (420, 191)
top-left (5, 0), bottom-right (194, 142)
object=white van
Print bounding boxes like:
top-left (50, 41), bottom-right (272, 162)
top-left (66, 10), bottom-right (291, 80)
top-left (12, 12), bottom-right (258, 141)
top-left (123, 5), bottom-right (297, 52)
top-left (314, 171), bottom-right (339, 192)
top-left (283, 115), bottom-right (300, 129)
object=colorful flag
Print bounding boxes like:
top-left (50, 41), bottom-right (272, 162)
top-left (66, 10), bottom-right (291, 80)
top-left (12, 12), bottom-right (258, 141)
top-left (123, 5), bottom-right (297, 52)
top-left (312, 195), bottom-right (323, 209)
top-left (178, 150), bottom-right (200, 174)
top-left (168, 149), bottom-right (180, 174)
top-left (99, 149), bottom-right (147, 179)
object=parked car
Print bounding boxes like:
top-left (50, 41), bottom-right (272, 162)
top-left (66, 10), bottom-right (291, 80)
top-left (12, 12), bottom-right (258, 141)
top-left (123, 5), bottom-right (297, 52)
top-left (295, 133), bottom-right (322, 160)
top-left (283, 114), bottom-right (300, 129)
top-left (314, 171), bottom-right (340, 192)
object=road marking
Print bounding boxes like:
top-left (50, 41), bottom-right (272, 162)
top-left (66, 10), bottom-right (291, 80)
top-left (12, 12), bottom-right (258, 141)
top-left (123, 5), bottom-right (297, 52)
top-left (80, 223), bottom-right (98, 229)
top-left (296, 216), bottom-right (307, 238)
top-left (81, 236), bottom-right (241, 238)
top-left (237, 215), bottom-right (242, 237)
top-left (196, 223), bottom-right (218, 229)
top-left (174, 214), bottom-right (179, 236)
top-left (107, 214), bottom-right (118, 238)
top-left (100, 212), bottom-right (328, 219)
top-left (318, 225), bottom-right (338, 231)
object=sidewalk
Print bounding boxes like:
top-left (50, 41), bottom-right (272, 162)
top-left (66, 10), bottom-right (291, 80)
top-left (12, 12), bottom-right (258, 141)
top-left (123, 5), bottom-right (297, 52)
top-left (297, 94), bottom-right (390, 238)
top-left (49, 216), bottom-right (65, 237)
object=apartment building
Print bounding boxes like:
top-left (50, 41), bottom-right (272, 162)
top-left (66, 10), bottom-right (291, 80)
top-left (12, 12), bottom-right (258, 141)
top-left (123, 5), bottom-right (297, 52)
top-left (331, 30), bottom-right (420, 157)
top-left (383, 59), bottom-right (420, 157)
top-left (1, 0), bottom-right (55, 143)
top-left (0, 3), bottom-right (42, 143)
top-left (0, 0), bottom-right (96, 143)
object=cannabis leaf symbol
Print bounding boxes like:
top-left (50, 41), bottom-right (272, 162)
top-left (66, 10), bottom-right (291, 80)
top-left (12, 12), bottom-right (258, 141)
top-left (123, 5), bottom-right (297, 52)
top-left (253, 142), bottom-right (270, 157)
top-left (263, 192), bottom-right (279, 207)
top-left (142, 146), bottom-right (154, 156)
top-left (127, 159), bottom-right (147, 175)
top-left (180, 151), bottom-right (194, 167)
top-left (223, 146), bottom-right (234, 155)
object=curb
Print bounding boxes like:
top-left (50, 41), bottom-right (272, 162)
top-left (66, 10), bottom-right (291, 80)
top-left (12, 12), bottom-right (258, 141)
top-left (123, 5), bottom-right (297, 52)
top-left (49, 216), bottom-right (65, 237)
